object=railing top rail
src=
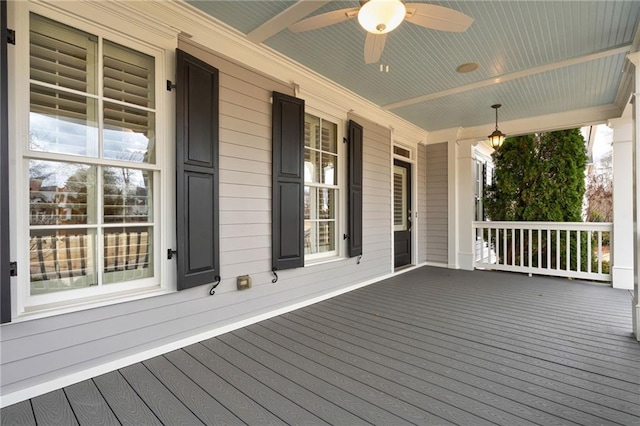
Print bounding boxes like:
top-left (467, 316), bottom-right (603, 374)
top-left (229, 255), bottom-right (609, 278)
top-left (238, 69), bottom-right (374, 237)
top-left (472, 221), bottom-right (612, 231)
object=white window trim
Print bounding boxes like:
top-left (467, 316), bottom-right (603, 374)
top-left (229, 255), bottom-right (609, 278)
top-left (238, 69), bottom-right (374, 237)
top-left (8, 1), bottom-right (177, 319)
top-left (303, 105), bottom-right (346, 265)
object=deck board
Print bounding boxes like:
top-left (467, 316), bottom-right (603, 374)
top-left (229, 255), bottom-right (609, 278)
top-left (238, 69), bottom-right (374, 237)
top-left (334, 287), bottom-right (640, 373)
top-left (232, 326), bottom-right (450, 425)
top-left (211, 334), bottom-right (379, 425)
top-left (0, 400), bottom-right (36, 426)
top-left (304, 303), bottom-right (640, 425)
top-left (142, 355), bottom-right (245, 425)
top-left (353, 280), bottom-right (640, 354)
top-left (219, 332), bottom-right (401, 425)
top-left (65, 380), bottom-right (120, 426)
top-left (165, 348), bottom-right (283, 425)
top-left (31, 389), bottom-right (79, 426)
top-left (119, 363), bottom-right (205, 425)
top-left (314, 298), bottom-right (640, 415)
top-left (93, 371), bottom-right (162, 425)
top-left (185, 342), bottom-right (327, 425)
top-left (2, 266), bottom-right (639, 426)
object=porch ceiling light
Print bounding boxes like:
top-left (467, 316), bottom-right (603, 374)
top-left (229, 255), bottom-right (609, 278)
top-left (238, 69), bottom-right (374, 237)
top-left (489, 104), bottom-right (506, 149)
top-left (358, 0), bottom-right (407, 34)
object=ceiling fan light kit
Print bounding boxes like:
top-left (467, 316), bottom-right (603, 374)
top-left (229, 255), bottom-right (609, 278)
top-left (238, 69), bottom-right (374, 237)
top-left (358, 0), bottom-right (407, 34)
top-left (288, 1), bottom-right (473, 65)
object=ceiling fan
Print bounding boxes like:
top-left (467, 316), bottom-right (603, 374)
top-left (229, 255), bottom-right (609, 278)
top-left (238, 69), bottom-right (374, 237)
top-left (289, 0), bottom-right (474, 64)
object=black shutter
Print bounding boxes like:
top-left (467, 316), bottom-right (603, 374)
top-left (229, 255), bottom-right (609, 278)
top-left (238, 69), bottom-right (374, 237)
top-left (1, 0), bottom-right (11, 323)
top-left (348, 120), bottom-right (363, 257)
top-left (175, 49), bottom-right (220, 290)
top-left (272, 92), bottom-right (304, 271)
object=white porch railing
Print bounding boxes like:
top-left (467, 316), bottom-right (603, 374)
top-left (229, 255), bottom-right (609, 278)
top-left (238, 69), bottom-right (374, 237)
top-left (473, 221), bottom-right (612, 282)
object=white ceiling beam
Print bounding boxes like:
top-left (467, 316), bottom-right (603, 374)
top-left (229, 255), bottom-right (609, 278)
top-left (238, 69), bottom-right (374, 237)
top-left (427, 104), bottom-right (623, 144)
top-left (247, 1), bottom-right (331, 43)
top-left (383, 45), bottom-right (632, 111)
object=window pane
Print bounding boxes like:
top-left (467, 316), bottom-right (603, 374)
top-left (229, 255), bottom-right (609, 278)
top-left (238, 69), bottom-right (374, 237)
top-left (103, 41), bottom-right (155, 109)
top-left (103, 102), bottom-right (155, 163)
top-left (30, 160), bottom-right (96, 225)
top-left (304, 221), bottom-right (315, 254)
top-left (304, 114), bottom-right (320, 149)
top-left (30, 229), bottom-right (97, 295)
top-left (321, 153), bottom-right (337, 185)
top-left (103, 226), bottom-right (153, 284)
top-left (319, 188), bottom-right (335, 219)
top-left (394, 166), bottom-right (408, 231)
top-left (304, 186), bottom-right (317, 220)
top-left (30, 85), bottom-right (99, 157)
top-left (30, 13), bottom-right (97, 94)
top-left (103, 168), bottom-right (152, 223)
top-left (318, 221), bottom-right (335, 253)
top-left (321, 120), bottom-right (337, 153)
top-left (304, 148), bottom-right (320, 183)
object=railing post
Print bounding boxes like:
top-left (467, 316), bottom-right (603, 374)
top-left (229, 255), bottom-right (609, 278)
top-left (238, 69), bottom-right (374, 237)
top-left (608, 116), bottom-right (634, 290)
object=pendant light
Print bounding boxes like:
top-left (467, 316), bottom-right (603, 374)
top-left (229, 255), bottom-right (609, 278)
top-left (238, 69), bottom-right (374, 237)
top-left (488, 104), bottom-right (506, 149)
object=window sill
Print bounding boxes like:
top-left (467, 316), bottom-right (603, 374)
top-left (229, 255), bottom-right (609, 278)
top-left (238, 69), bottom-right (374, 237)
top-left (304, 255), bottom-right (345, 268)
top-left (14, 286), bottom-right (169, 323)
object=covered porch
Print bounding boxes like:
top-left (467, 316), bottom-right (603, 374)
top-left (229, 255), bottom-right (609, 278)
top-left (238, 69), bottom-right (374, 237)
top-left (2, 266), bottom-right (638, 425)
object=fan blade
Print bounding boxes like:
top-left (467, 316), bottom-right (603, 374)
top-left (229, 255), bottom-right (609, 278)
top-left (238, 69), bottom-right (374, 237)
top-left (364, 33), bottom-right (387, 64)
top-left (289, 7), bottom-right (359, 33)
top-left (405, 3), bottom-right (474, 32)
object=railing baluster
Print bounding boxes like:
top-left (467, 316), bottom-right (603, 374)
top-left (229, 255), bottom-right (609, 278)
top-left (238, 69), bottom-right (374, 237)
top-left (598, 230), bottom-right (603, 274)
top-left (528, 229), bottom-right (532, 269)
top-left (546, 228), bottom-right (551, 270)
top-left (566, 229), bottom-right (570, 272)
top-left (520, 228), bottom-right (524, 267)
top-left (488, 227), bottom-right (492, 264)
top-left (503, 227), bottom-right (507, 266)
top-left (556, 229), bottom-right (560, 270)
top-left (496, 228), bottom-right (500, 265)
top-left (587, 230), bottom-right (592, 273)
top-left (577, 229), bottom-right (581, 272)
top-left (537, 229), bottom-right (541, 269)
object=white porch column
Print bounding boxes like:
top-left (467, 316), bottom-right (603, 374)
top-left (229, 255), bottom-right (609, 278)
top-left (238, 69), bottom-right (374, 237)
top-left (456, 139), bottom-right (477, 270)
top-left (627, 52), bottom-right (640, 340)
top-left (609, 115), bottom-right (634, 290)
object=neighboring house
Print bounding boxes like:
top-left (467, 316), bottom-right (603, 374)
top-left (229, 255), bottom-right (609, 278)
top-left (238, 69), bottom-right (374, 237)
top-left (1, 0), bottom-right (640, 407)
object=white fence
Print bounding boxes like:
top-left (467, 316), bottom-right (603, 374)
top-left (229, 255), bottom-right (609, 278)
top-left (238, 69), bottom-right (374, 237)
top-left (473, 221), bottom-right (612, 282)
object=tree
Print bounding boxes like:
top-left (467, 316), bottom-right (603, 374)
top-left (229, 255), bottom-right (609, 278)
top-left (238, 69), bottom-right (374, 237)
top-left (585, 150), bottom-right (612, 223)
top-left (483, 129), bottom-right (588, 270)
top-left (485, 129), bottom-right (587, 222)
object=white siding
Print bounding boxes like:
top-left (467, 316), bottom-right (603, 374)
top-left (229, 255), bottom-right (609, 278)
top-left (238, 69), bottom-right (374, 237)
top-left (0, 39), bottom-right (394, 400)
top-left (426, 142), bottom-right (449, 264)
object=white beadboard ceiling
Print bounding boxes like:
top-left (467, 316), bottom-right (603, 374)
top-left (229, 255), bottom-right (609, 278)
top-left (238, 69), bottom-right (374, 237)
top-left (186, 1), bottom-right (640, 133)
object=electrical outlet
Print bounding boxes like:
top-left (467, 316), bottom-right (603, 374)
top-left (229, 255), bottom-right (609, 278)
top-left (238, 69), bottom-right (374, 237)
top-left (237, 275), bottom-right (252, 290)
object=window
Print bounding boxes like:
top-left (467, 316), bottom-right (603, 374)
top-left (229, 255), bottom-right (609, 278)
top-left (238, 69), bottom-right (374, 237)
top-left (304, 113), bottom-right (339, 259)
top-left (22, 13), bottom-right (161, 311)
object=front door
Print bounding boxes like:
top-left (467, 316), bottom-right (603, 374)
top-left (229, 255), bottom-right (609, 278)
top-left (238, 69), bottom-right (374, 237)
top-left (394, 159), bottom-right (412, 268)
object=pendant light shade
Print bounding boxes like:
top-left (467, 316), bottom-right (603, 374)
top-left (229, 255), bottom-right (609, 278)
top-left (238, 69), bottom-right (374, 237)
top-left (358, 0), bottom-right (407, 34)
top-left (489, 104), bottom-right (506, 149)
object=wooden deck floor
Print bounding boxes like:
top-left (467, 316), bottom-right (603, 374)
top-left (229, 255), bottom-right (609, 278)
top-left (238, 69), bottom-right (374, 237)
top-left (2, 267), bottom-right (639, 425)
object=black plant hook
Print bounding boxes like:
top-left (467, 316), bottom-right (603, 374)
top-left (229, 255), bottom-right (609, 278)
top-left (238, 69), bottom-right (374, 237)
top-left (271, 268), bottom-right (278, 283)
top-left (209, 275), bottom-right (221, 295)
top-left (357, 255), bottom-right (362, 265)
